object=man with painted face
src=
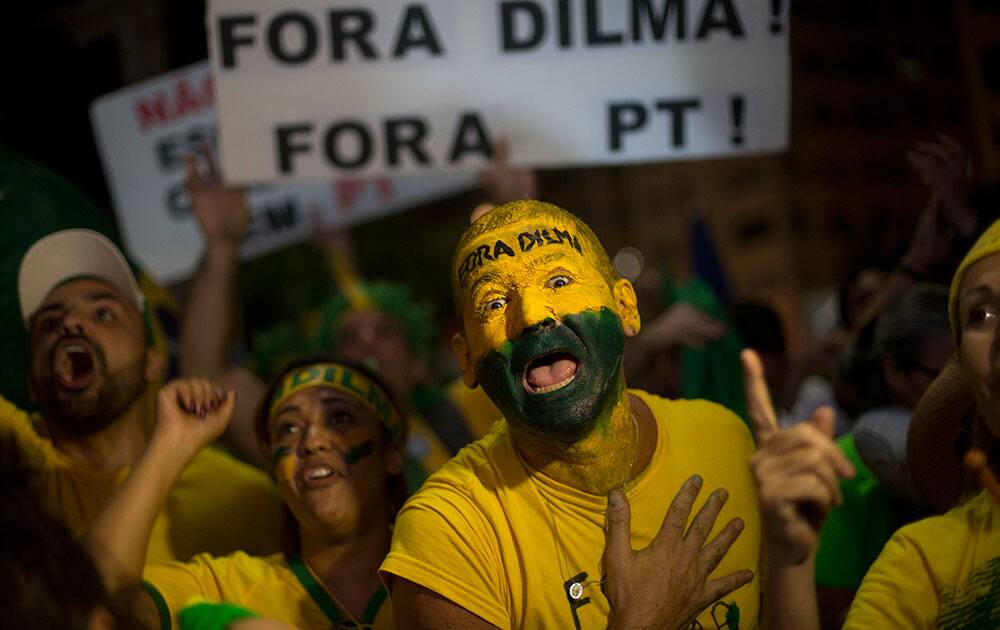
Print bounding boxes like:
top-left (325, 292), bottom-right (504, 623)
top-left (381, 200), bottom-right (761, 629)
top-left (7, 228), bottom-right (281, 564)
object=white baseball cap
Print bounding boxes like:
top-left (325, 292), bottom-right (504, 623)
top-left (18, 229), bottom-right (145, 326)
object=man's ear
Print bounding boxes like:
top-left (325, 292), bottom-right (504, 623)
top-left (614, 278), bottom-right (641, 337)
top-left (452, 332), bottom-right (478, 387)
top-left (144, 347), bottom-right (167, 383)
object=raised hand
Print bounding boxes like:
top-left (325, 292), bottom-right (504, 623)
top-left (641, 303), bottom-right (727, 351)
top-left (86, 378), bottom-right (237, 598)
top-left (154, 378), bottom-right (235, 457)
top-left (742, 349), bottom-right (854, 568)
top-left (185, 144), bottom-right (251, 246)
top-left (603, 476), bottom-right (752, 629)
top-left (478, 137), bottom-right (538, 206)
top-left (906, 133), bottom-right (976, 239)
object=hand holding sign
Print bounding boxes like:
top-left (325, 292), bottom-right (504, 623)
top-left (603, 478), bottom-right (752, 629)
top-left (741, 349), bottom-right (855, 568)
top-left (186, 144), bottom-right (251, 247)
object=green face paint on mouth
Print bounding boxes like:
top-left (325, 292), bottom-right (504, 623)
top-left (474, 307), bottom-right (625, 442)
top-left (345, 439), bottom-right (374, 465)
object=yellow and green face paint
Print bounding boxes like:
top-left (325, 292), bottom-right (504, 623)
top-left (267, 362), bottom-right (404, 480)
top-left (452, 202), bottom-right (636, 441)
top-left (272, 444), bottom-right (297, 483)
top-left (345, 439), bottom-right (374, 465)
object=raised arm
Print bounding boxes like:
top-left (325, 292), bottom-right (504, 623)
top-left (470, 138), bottom-right (539, 223)
top-left (742, 350), bottom-right (856, 630)
top-left (85, 379), bottom-right (234, 593)
top-left (851, 134), bottom-right (976, 336)
top-left (178, 145), bottom-right (250, 381)
top-left (178, 147), bottom-right (268, 465)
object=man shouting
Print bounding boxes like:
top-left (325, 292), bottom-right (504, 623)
top-left (382, 200), bottom-right (760, 629)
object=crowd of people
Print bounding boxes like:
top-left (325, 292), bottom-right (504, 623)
top-left (2, 128), bottom-right (999, 630)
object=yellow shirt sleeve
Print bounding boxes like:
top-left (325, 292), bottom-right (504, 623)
top-left (144, 554), bottom-right (228, 627)
top-left (0, 395), bottom-right (56, 471)
top-left (381, 474), bottom-right (509, 627)
top-left (844, 528), bottom-right (938, 628)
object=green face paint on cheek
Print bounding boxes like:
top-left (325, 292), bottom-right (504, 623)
top-left (273, 445), bottom-right (297, 482)
top-left (475, 307), bottom-right (625, 442)
top-left (345, 439), bottom-right (374, 465)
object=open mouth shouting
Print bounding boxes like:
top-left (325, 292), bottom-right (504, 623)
top-left (53, 337), bottom-right (98, 391)
top-left (523, 351), bottom-right (580, 395)
top-left (475, 308), bottom-right (626, 442)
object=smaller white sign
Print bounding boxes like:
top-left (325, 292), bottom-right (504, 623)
top-left (90, 61), bottom-right (477, 283)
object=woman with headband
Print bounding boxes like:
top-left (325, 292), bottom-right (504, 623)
top-left (86, 356), bottom-right (407, 629)
top-left (746, 217), bottom-right (1000, 629)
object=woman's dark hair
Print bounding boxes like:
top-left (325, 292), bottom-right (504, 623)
top-left (253, 353), bottom-right (411, 556)
top-left (873, 283), bottom-right (950, 372)
top-left (0, 432), bottom-right (145, 629)
top-left (839, 283), bottom-right (950, 416)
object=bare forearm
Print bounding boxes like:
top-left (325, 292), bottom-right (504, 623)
top-left (85, 436), bottom-right (194, 593)
top-left (761, 556), bottom-right (820, 630)
top-left (180, 241), bottom-right (240, 379)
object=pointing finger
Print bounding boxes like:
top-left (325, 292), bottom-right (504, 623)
top-left (741, 349), bottom-right (779, 443)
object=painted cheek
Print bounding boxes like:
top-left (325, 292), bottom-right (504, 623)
top-left (345, 439), bottom-right (374, 465)
top-left (273, 445), bottom-right (297, 483)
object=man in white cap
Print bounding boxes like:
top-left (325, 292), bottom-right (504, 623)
top-left (5, 228), bottom-right (282, 564)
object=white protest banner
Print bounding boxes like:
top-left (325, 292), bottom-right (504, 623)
top-left (90, 61), bottom-right (477, 283)
top-left (208, 0), bottom-right (789, 184)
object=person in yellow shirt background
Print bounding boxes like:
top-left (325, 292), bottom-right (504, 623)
top-left (843, 216), bottom-right (1000, 628)
top-left (178, 148), bottom-right (503, 490)
top-left (88, 356), bottom-right (408, 629)
top-left (382, 200), bottom-right (761, 629)
top-left (748, 216), bottom-right (1000, 629)
top-left (10, 228), bottom-right (281, 565)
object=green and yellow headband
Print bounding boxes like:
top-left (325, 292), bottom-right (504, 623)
top-left (269, 363), bottom-right (405, 445)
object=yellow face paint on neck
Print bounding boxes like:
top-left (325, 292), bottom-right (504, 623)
top-left (452, 213), bottom-right (636, 379)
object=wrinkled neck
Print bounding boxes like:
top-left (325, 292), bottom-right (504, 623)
top-left (511, 391), bottom-right (655, 495)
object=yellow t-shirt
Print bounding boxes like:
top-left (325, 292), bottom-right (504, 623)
top-left (845, 489), bottom-right (1000, 628)
top-left (381, 390), bottom-right (761, 629)
top-left (0, 395), bottom-right (282, 564)
top-left (144, 552), bottom-right (393, 630)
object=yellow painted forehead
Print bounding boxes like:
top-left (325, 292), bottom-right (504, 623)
top-left (451, 200), bottom-right (618, 315)
top-left (454, 219), bottom-right (591, 291)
